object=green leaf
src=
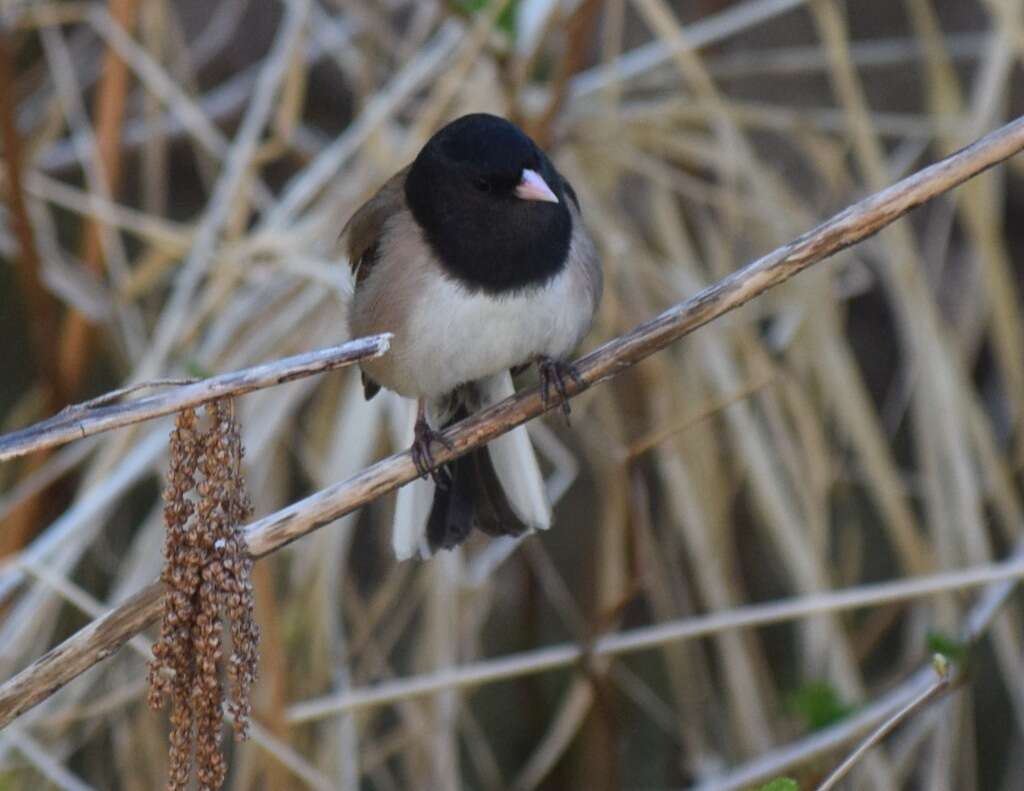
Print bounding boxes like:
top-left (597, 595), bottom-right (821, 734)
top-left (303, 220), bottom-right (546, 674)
top-left (454, 0), bottom-right (518, 37)
top-left (754, 779), bottom-right (800, 791)
top-left (926, 630), bottom-right (969, 665)
top-left (788, 681), bottom-right (854, 730)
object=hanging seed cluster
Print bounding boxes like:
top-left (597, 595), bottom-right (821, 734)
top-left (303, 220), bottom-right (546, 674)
top-left (148, 400), bottom-right (259, 791)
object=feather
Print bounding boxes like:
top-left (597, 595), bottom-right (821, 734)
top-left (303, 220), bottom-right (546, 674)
top-left (474, 371), bottom-right (552, 531)
top-left (392, 374), bottom-right (551, 558)
top-left (391, 399), bottom-right (435, 560)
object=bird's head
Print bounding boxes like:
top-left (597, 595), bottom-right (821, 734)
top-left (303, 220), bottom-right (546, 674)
top-left (405, 113), bottom-right (574, 293)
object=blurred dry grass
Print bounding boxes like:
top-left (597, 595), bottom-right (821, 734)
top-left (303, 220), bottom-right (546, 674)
top-left (1, 0), bottom-right (1023, 789)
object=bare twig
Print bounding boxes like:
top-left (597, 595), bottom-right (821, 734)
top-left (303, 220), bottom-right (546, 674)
top-left (0, 335), bottom-right (393, 462)
top-left (287, 559), bottom-right (1021, 722)
top-left (1, 544), bottom-right (1019, 734)
top-left (0, 115), bottom-right (1022, 731)
top-left (569, 0), bottom-right (809, 100)
top-left (687, 536), bottom-right (1024, 791)
top-left (814, 657), bottom-right (953, 791)
top-left (70, 379), bottom-right (199, 409)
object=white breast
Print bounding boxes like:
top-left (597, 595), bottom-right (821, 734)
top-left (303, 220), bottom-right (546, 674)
top-left (352, 208), bottom-right (600, 399)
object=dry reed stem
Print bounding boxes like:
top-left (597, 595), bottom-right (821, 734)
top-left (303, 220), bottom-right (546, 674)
top-left (0, 114), bottom-right (1022, 731)
top-left (141, 0), bottom-right (309, 375)
top-left (814, 658), bottom-right (953, 791)
top-left (687, 539), bottom-right (1024, 790)
top-left (56, 0), bottom-right (138, 398)
top-left (286, 558), bottom-right (1024, 722)
top-left (570, 0), bottom-right (810, 100)
top-left (0, 334), bottom-right (392, 462)
top-left (38, 22), bottom-right (143, 355)
top-left (520, 0), bottom-right (604, 147)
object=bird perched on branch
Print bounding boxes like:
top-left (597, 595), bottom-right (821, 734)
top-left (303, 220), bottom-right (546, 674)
top-left (344, 113), bottom-right (602, 559)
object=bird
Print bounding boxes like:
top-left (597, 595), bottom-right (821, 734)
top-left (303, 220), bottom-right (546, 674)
top-left (343, 113), bottom-right (602, 558)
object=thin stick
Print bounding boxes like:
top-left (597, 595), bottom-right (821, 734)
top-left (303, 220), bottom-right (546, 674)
top-left (688, 543), bottom-right (1024, 791)
top-left (142, 0), bottom-right (309, 372)
top-left (69, 378), bottom-right (198, 409)
top-left (0, 334), bottom-right (392, 462)
top-left (570, 0), bottom-right (808, 99)
top-left (0, 115), bottom-right (1022, 730)
top-left (286, 559), bottom-right (1020, 722)
top-left (815, 658), bottom-right (953, 791)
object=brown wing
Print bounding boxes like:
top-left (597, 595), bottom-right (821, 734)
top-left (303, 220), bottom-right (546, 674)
top-left (343, 167), bottom-right (409, 401)
top-left (342, 166), bottom-right (409, 288)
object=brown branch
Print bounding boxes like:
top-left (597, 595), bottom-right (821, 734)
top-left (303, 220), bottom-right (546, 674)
top-left (0, 334), bottom-right (393, 462)
top-left (0, 115), bottom-right (1022, 731)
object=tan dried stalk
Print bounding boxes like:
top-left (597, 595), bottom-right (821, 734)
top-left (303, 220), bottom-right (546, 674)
top-left (147, 400), bottom-right (258, 791)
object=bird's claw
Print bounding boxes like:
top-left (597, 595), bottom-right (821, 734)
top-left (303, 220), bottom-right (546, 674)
top-left (537, 356), bottom-right (582, 425)
top-left (412, 418), bottom-right (453, 487)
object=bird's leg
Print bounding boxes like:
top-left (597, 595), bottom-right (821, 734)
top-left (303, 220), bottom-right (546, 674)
top-left (536, 356), bottom-right (582, 425)
top-left (411, 399), bottom-right (454, 486)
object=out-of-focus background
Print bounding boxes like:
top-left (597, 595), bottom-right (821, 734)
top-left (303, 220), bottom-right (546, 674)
top-left (1, 0), bottom-right (1023, 788)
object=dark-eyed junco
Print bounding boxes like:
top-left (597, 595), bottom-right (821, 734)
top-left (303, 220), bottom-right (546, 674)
top-left (344, 113), bottom-right (602, 558)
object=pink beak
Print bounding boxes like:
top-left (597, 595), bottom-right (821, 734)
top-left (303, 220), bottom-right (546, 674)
top-left (514, 169), bottom-right (559, 203)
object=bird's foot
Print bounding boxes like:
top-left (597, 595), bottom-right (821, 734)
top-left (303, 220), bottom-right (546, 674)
top-left (412, 417), bottom-right (454, 487)
top-left (537, 356), bottom-right (582, 425)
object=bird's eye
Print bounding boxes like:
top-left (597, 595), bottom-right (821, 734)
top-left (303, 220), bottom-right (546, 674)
top-left (474, 176), bottom-right (492, 193)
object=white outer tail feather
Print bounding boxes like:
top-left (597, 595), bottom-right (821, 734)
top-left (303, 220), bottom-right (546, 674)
top-left (476, 371), bottom-right (552, 530)
top-left (391, 400), bottom-right (434, 561)
top-left (390, 371), bottom-right (551, 560)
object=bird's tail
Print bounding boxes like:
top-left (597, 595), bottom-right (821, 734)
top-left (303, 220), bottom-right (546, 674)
top-left (391, 371), bottom-right (551, 560)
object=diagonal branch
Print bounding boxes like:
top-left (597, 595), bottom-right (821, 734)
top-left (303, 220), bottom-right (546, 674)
top-left (813, 658), bottom-right (954, 791)
top-left (0, 115), bottom-right (1022, 731)
top-left (0, 334), bottom-right (393, 462)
